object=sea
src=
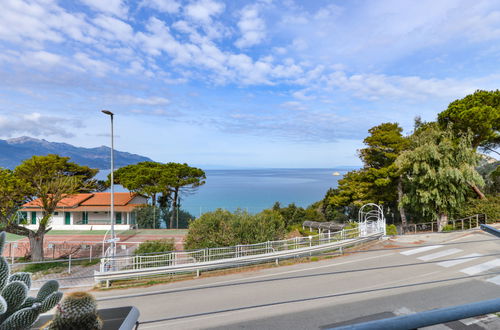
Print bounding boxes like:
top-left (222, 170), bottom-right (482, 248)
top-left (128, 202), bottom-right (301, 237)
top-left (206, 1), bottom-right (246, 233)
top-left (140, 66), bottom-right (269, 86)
top-left (98, 168), bottom-right (349, 217)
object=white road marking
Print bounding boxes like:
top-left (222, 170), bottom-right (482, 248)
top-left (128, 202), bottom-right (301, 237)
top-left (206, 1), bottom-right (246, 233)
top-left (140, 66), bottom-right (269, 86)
top-left (461, 259), bottom-right (500, 275)
top-left (437, 253), bottom-right (482, 268)
top-left (486, 275), bottom-right (500, 286)
top-left (400, 245), bottom-right (443, 256)
top-left (417, 248), bottom-right (462, 261)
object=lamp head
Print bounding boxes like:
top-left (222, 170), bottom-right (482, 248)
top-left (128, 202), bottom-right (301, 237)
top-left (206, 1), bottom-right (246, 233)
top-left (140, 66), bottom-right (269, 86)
top-left (101, 110), bottom-right (114, 116)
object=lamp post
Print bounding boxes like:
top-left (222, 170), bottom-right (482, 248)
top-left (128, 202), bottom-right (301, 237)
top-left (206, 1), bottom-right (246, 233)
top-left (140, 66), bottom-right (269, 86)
top-left (102, 110), bottom-right (116, 261)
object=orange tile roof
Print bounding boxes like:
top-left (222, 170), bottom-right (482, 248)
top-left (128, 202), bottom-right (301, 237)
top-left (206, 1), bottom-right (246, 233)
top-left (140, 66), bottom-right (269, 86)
top-left (21, 192), bottom-right (143, 211)
top-left (80, 193), bottom-right (136, 206)
top-left (22, 194), bottom-right (93, 208)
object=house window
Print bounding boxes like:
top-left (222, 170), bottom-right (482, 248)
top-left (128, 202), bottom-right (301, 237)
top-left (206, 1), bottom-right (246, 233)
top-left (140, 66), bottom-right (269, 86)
top-left (82, 211), bottom-right (88, 225)
top-left (54, 212), bottom-right (59, 215)
top-left (31, 212), bottom-right (36, 225)
top-left (19, 212), bottom-right (28, 224)
top-left (65, 212), bottom-right (71, 225)
top-left (116, 212), bottom-right (122, 224)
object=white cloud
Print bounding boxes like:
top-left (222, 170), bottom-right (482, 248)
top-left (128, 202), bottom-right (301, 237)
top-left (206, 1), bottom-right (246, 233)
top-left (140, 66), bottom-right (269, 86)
top-left (235, 5), bottom-right (266, 48)
top-left (117, 95), bottom-right (170, 106)
top-left (280, 101), bottom-right (307, 111)
top-left (80, 0), bottom-right (128, 17)
top-left (141, 0), bottom-right (180, 13)
top-left (0, 112), bottom-right (81, 138)
top-left (92, 15), bottom-right (134, 42)
top-left (184, 0), bottom-right (225, 23)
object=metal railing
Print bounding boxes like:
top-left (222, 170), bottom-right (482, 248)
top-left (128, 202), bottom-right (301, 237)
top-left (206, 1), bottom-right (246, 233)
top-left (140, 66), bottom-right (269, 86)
top-left (402, 214), bottom-right (487, 234)
top-left (331, 297), bottom-right (500, 329)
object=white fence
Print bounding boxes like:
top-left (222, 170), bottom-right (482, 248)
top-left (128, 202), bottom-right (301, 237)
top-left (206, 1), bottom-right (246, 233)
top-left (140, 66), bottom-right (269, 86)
top-left (95, 203), bottom-right (387, 286)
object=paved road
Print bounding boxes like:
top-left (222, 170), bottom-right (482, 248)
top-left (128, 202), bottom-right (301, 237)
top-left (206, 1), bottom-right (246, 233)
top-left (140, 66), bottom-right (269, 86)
top-left (93, 229), bottom-right (500, 329)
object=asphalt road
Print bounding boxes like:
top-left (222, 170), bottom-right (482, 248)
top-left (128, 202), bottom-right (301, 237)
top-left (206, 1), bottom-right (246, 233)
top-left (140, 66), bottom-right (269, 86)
top-left (94, 229), bottom-right (500, 329)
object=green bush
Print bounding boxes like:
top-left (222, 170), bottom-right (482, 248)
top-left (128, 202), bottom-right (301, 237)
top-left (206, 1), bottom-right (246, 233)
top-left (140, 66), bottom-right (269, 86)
top-left (456, 195), bottom-right (500, 223)
top-left (386, 224), bottom-right (398, 236)
top-left (22, 262), bottom-right (64, 273)
top-left (134, 239), bottom-right (175, 255)
top-left (442, 224), bottom-right (454, 232)
top-left (185, 209), bottom-right (286, 250)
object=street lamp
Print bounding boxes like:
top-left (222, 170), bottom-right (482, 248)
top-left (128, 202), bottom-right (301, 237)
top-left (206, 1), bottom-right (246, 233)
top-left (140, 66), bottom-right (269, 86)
top-left (102, 110), bottom-right (116, 261)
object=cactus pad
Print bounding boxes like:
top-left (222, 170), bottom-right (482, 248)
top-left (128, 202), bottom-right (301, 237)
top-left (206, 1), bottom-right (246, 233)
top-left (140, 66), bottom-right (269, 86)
top-left (40, 291), bottom-right (63, 313)
top-left (0, 231), bottom-right (62, 329)
top-left (36, 280), bottom-right (59, 301)
top-left (0, 303), bottom-right (41, 330)
top-left (9, 272), bottom-right (31, 290)
top-left (1, 281), bottom-right (28, 315)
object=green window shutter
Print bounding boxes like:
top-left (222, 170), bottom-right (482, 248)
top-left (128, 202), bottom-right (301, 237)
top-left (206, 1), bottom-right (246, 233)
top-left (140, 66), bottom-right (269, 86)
top-left (65, 212), bottom-right (71, 225)
top-left (116, 212), bottom-right (122, 224)
top-left (31, 212), bottom-right (36, 225)
top-left (82, 212), bottom-right (88, 224)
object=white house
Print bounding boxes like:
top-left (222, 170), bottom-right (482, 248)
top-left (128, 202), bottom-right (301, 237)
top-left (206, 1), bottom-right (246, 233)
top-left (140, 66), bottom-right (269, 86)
top-left (19, 192), bottom-right (147, 230)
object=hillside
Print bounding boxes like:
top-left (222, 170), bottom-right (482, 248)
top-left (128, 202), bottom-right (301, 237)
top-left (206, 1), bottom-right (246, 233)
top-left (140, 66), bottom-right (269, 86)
top-left (0, 137), bottom-right (153, 169)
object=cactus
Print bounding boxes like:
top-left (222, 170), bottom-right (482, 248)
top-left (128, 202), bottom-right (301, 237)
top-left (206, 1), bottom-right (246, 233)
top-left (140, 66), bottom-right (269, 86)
top-left (43, 292), bottom-right (103, 330)
top-left (0, 232), bottom-right (63, 329)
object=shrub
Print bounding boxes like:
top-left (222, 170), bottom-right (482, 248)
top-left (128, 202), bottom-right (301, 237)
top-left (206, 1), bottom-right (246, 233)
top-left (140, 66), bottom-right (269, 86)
top-left (185, 209), bottom-right (286, 250)
top-left (386, 224), bottom-right (398, 236)
top-left (456, 195), bottom-right (500, 223)
top-left (134, 239), bottom-right (175, 255)
top-left (442, 224), bottom-right (454, 232)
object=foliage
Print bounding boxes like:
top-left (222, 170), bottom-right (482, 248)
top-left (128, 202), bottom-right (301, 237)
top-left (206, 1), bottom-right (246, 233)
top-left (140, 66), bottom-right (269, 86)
top-left (396, 125), bottom-right (484, 230)
top-left (272, 202), bottom-right (321, 228)
top-left (43, 291), bottom-right (102, 330)
top-left (133, 205), bottom-right (162, 229)
top-left (0, 232), bottom-right (62, 329)
top-left (476, 160), bottom-right (500, 195)
top-left (113, 161), bottom-right (205, 229)
top-left (456, 195), bottom-right (500, 223)
top-left (162, 209), bottom-right (195, 229)
top-left (22, 262), bottom-right (63, 274)
top-left (0, 168), bottom-right (28, 228)
top-left (5, 155), bottom-right (99, 261)
top-left (134, 239), bottom-right (176, 255)
top-left (437, 89), bottom-right (500, 150)
top-left (386, 224), bottom-right (398, 236)
top-left (185, 209), bottom-right (286, 250)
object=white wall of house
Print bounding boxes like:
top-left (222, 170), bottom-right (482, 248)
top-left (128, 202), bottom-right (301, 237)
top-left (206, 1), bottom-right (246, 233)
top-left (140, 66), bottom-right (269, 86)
top-left (22, 210), bottom-right (134, 230)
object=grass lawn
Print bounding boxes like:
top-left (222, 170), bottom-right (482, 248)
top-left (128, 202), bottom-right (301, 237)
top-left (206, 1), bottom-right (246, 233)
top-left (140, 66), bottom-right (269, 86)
top-left (5, 233), bottom-right (25, 241)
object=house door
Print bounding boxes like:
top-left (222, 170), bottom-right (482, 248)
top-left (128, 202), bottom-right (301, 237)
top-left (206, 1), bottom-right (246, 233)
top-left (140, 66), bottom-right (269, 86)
top-left (116, 212), bottom-right (122, 224)
top-left (65, 212), bottom-right (71, 225)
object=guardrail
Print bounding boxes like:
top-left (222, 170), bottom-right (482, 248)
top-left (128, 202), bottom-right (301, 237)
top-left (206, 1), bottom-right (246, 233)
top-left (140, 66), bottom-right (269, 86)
top-left (330, 297), bottom-right (500, 329)
top-left (95, 230), bottom-right (383, 286)
top-left (481, 224), bottom-right (500, 238)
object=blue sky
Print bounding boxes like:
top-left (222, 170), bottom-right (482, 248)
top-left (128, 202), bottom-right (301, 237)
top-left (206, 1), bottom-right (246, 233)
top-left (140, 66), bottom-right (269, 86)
top-left (1, 0), bottom-right (499, 168)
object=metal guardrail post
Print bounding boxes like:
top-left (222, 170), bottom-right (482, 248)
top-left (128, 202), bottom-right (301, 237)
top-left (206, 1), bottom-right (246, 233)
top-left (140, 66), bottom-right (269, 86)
top-left (68, 254), bottom-right (72, 274)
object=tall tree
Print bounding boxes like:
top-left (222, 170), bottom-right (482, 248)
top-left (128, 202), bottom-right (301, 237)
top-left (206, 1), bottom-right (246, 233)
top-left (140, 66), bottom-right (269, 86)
top-left (12, 154), bottom-right (98, 260)
top-left (359, 123), bottom-right (410, 227)
top-left (438, 90), bottom-right (500, 151)
top-left (161, 163), bottom-right (206, 229)
top-left (396, 125), bottom-right (484, 231)
top-left (113, 161), bottom-right (165, 205)
top-left (0, 168), bottom-right (29, 230)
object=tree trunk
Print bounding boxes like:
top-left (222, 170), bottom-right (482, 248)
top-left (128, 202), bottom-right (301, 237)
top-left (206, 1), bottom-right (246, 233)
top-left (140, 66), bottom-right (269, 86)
top-left (470, 184), bottom-right (486, 200)
top-left (437, 212), bottom-right (448, 232)
top-left (169, 189), bottom-right (179, 229)
top-left (28, 231), bottom-right (45, 261)
top-left (397, 176), bottom-right (407, 232)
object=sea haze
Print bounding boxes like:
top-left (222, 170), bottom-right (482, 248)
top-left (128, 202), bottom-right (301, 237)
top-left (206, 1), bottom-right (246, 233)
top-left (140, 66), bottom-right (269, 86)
top-left (99, 168), bottom-right (348, 217)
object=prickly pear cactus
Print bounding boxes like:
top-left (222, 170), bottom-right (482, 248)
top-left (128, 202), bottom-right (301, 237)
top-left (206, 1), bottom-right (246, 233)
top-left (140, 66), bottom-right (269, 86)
top-left (0, 232), bottom-right (62, 329)
top-left (42, 292), bottom-right (103, 330)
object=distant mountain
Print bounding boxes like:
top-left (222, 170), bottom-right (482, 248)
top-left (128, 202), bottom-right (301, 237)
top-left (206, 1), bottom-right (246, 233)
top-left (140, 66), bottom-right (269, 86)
top-left (0, 136), bottom-right (153, 169)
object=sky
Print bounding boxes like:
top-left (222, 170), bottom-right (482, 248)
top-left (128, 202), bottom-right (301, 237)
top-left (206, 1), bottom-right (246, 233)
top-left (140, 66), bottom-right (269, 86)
top-left (1, 0), bottom-right (499, 169)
